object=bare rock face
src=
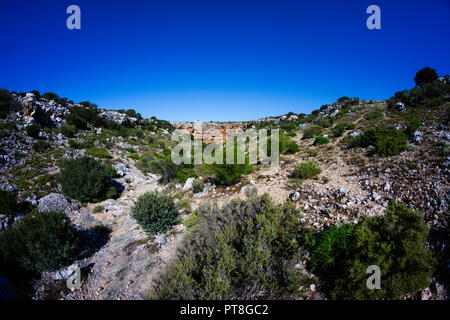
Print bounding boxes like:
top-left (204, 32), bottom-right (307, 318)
top-left (171, 122), bottom-right (246, 144)
top-left (21, 93), bottom-right (38, 117)
top-left (38, 193), bottom-right (80, 214)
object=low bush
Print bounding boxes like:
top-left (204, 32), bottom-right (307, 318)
top-left (292, 161), bottom-right (322, 180)
top-left (0, 211), bottom-right (79, 273)
top-left (58, 156), bottom-right (112, 202)
top-left (26, 124), bottom-right (40, 138)
top-left (302, 125), bottom-right (323, 139)
top-left (365, 107), bottom-right (383, 120)
top-left (351, 126), bottom-right (408, 156)
top-left (406, 118), bottom-right (422, 137)
top-left (192, 179), bottom-right (204, 193)
top-left (85, 147), bottom-right (112, 159)
top-left (310, 201), bottom-right (436, 299)
top-left (32, 140), bottom-right (50, 152)
top-left (0, 89), bottom-right (20, 119)
top-left (131, 192), bottom-right (179, 235)
top-left (313, 136), bottom-right (329, 145)
top-left (332, 122), bottom-right (356, 137)
top-left (0, 190), bottom-right (17, 215)
top-left (152, 194), bottom-right (305, 299)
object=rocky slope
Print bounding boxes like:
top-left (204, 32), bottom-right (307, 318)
top-left (0, 87), bottom-right (449, 300)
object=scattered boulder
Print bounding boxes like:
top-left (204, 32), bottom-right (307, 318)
top-left (395, 102), bottom-right (406, 112)
top-left (290, 191), bottom-right (300, 201)
top-left (182, 178), bottom-right (195, 191)
top-left (414, 131), bottom-right (423, 143)
top-left (38, 193), bottom-right (80, 214)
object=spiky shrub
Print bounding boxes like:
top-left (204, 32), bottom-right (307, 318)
top-left (0, 190), bottom-right (17, 215)
top-left (311, 201), bottom-right (435, 299)
top-left (293, 161), bottom-right (322, 180)
top-left (0, 211), bottom-right (79, 273)
top-left (58, 156), bottom-right (112, 202)
top-left (152, 194), bottom-right (305, 299)
top-left (351, 126), bottom-right (408, 156)
top-left (131, 192), bottom-right (179, 235)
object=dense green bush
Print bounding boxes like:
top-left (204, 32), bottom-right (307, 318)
top-left (85, 147), bottom-right (112, 159)
top-left (131, 192), bottom-right (179, 235)
top-left (0, 190), bottom-right (17, 215)
top-left (302, 125), bottom-right (323, 139)
top-left (26, 124), bottom-right (40, 138)
top-left (310, 202), bottom-right (435, 299)
top-left (0, 211), bottom-right (79, 273)
top-left (152, 194), bottom-right (305, 299)
top-left (293, 161), bottom-right (322, 180)
top-left (58, 156), bottom-right (112, 202)
top-left (60, 124), bottom-right (77, 138)
top-left (0, 89), bottom-right (20, 119)
top-left (313, 136), bottom-right (329, 145)
top-left (351, 126), bottom-right (408, 156)
top-left (414, 67), bottom-right (438, 87)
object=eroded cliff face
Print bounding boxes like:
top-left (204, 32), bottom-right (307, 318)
top-left (171, 122), bottom-right (247, 144)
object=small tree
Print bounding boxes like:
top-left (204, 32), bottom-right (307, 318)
top-left (414, 67), bottom-right (438, 87)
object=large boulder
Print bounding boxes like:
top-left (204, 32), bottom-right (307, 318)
top-left (38, 193), bottom-right (80, 214)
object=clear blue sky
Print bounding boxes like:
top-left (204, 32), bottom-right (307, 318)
top-left (1, 0), bottom-right (449, 121)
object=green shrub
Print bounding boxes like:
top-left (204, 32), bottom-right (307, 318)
top-left (42, 92), bottom-right (59, 101)
top-left (351, 126), bottom-right (408, 156)
top-left (85, 147), bottom-right (112, 159)
top-left (152, 194), bottom-right (305, 299)
top-left (192, 179), bottom-right (204, 193)
top-left (0, 211), bottom-right (79, 273)
top-left (32, 140), bottom-right (50, 152)
top-left (0, 190), bottom-right (17, 215)
top-left (58, 156), bottom-right (112, 202)
top-left (284, 140), bottom-right (300, 154)
top-left (0, 89), bottom-right (20, 119)
top-left (406, 118), bottom-right (422, 137)
top-left (131, 192), bottom-right (179, 235)
top-left (213, 162), bottom-right (253, 186)
top-left (332, 122), bottom-right (355, 137)
top-left (414, 67), bottom-right (438, 87)
top-left (313, 136), bottom-right (329, 145)
top-left (365, 107), bottom-right (383, 120)
top-left (311, 202), bottom-right (436, 299)
top-left (26, 124), bottom-right (40, 138)
top-left (93, 205), bottom-right (105, 213)
top-left (302, 125), bottom-right (323, 139)
top-left (60, 124), bottom-right (77, 138)
top-left (293, 161), bottom-right (322, 180)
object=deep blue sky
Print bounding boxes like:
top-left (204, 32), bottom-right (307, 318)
top-left (1, 0), bottom-right (449, 121)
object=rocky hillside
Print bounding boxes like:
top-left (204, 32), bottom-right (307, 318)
top-left (0, 69), bottom-right (449, 300)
